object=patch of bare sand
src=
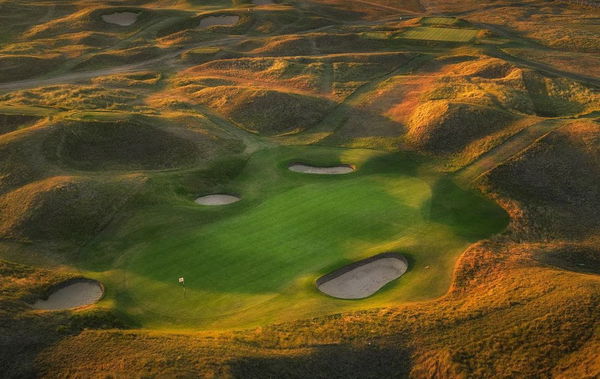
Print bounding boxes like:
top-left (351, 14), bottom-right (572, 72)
top-left (317, 253), bottom-right (408, 299)
top-left (199, 15), bottom-right (240, 28)
top-left (195, 194), bottom-right (240, 205)
top-left (101, 12), bottom-right (139, 26)
top-left (289, 163), bottom-right (355, 175)
top-left (32, 279), bottom-right (104, 310)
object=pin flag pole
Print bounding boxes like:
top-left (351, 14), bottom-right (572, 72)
top-left (179, 277), bottom-right (185, 298)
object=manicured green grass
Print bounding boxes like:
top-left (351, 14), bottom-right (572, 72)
top-left (81, 146), bottom-right (507, 329)
top-left (398, 27), bottom-right (479, 43)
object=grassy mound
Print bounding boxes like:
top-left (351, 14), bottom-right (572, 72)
top-left (247, 35), bottom-right (314, 56)
top-left (522, 71), bottom-right (600, 117)
top-left (448, 58), bottom-right (517, 79)
top-left (0, 114), bottom-right (42, 135)
top-left (90, 71), bottom-right (162, 89)
top-left (44, 120), bottom-right (200, 171)
top-left (481, 120), bottom-right (600, 239)
top-left (0, 176), bottom-right (143, 242)
top-left (192, 86), bottom-right (333, 135)
top-left (407, 101), bottom-right (516, 153)
top-left (73, 46), bottom-right (162, 71)
top-left (0, 54), bottom-right (64, 82)
top-left (0, 85), bottom-right (142, 111)
top-left (0, 126), bottom-right (50, 195)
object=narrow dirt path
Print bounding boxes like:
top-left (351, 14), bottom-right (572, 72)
top-left (457, 118), bottom-right (569, 183)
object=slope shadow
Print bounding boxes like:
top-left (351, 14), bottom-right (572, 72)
top-left (229, 343), bottom-right (412, 379)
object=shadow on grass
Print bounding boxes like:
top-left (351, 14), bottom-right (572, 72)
top-left (423, 177), bottom-right (509, 241)
top-left (229, 343), bottom-right (412, 379)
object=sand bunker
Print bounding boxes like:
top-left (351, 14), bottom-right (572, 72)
top-left (317, 253), bottom-right (408, 299)
top-left (32, 279), bottom-right (104, 310)
top-left (289, 163), bottom-right (355, 175)
top-left (102, 12), bottom-right (139, 26)
top-left (199, 15), bottom-right (240, 28)
top-left (195, 194), bottom-right (241, 206)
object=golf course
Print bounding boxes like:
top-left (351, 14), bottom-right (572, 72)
top-left (1, 0), bottom-right (598, 376)
top-left (75, 147), bottom-right (506, 329)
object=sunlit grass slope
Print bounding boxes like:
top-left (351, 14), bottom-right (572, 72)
top-left (80, 147), bottom-right (507, 329)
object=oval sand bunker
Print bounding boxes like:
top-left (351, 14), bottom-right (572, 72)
top-left (32, 279), bottom-right (104, 310)
top-left (289, 163), bottom-right (354, 175)
top-left (195, 194), bottom-right (240, 206)
top-left (317, 253), bottom-right (408, 299)
top-left (199, 15), bottom-right (240, 28)
top-left (101, 12), bottom-right (139, 26)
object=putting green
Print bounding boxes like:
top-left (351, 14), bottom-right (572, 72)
top-left (95, 147), bottom-right (507, 329)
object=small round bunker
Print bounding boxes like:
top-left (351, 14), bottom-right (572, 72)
top-left (101, 12), bottom-right (139, 26)
top-left (317, 253), bottom-right (408, 299)
top-left (195, 194), bottom-right (241, 206)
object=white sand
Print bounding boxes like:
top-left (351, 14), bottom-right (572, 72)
top-left (199, 15), bottom-right (240, 28)
top-left (317, 256), bottom-right (408, 299)
top-left (32, 280), bottom-right (103, 310)
top-left (195, 194), bottom-right (240, 205)
top-left (289, 163), bottom-right (355, 175)
top-left (102, 12), bottom-right (139, 26)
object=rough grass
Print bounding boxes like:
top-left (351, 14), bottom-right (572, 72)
top-left (407, 100), bottom-right (517, 153)
top-left (480, 120), bottom-right (600, 239)
top-left (0, 85), bottom-right (145, 111)
top-left (0, 113), bottom-right (42, 135)
top-left (0, 54), bottom-right (65, 82)
top-left (0, 175), bottom-right (144, 243)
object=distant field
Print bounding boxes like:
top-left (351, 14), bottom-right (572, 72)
top-left (398, 27), bottom-right (479, 42)
top-left (79, 146), bottom-right (507, 329)
top-left (420, 17), bottom-right (460, 26)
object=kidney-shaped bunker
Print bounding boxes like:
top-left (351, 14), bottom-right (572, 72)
top-left (317, 253), bottom-right (408, 299)
top-left (32, 278), bottom-right (104, 310)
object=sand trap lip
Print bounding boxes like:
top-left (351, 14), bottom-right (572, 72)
top-left (317, 253), bottom-right (408, 299)
top-left (195, 194), bottom-right (241, 206)
top-left (32, 278), bottom-right (104, 310)
top-left (288, 163), bottom-right (355, 175)
top-left (199, 15), bottom-right (240, 28)
top-left (101, 12), bottom-right (139, 26)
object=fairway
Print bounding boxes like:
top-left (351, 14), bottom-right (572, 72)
top-left (84, 147), bottom-right (508, 329)
top-left (398, 27), bottom-right (480, 42)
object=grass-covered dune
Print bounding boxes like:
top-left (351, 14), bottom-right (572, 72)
top-left (0, 175), bottom-right (144, 243)
top-left (0, 54), bottom-right (65, 83)
top-left (190, 86), bottom-right (335, 135)
top-left (43, 119), bottom-right (201, 171)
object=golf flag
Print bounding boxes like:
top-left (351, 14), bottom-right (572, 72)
top-left (179, 277), bottom-right (185, 285)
